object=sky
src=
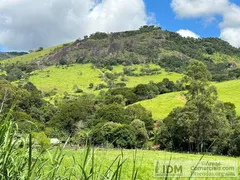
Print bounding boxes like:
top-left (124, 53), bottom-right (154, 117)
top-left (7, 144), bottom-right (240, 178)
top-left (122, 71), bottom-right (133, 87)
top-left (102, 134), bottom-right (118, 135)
top-left (0, 0), bottom-right (240, 51)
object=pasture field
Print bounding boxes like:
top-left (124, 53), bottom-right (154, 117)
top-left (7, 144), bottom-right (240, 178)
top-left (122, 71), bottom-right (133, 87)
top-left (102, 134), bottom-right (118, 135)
top-left (60, 148), bottom-right (240, 180)
top-left (216, 79), bottom-right (240, 114)
top-left (111, 64), bottom-right (182, 87)
top-left (29, 63), bottom-right (182, 94)
top-left (137, 92), bottom-right (184, 120)
top-left (139, 79), bottom-right (240, 120)
top-left (29, 64), bottom-right (104, 94)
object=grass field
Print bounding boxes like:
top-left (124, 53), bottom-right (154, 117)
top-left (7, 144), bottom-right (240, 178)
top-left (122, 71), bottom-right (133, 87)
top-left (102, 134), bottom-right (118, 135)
top-left (112, 64), bottom-right (182, 87)
top-left (137, 92), bottom-right (185, 120)
top-left (29, 63), bottom-right (182, 94)
top-left (61, 148), bottom-right (239, 180)
top-left (29, 64), bottom-right (104, 94)
top-left (139, 79), bottom-right (240, 120)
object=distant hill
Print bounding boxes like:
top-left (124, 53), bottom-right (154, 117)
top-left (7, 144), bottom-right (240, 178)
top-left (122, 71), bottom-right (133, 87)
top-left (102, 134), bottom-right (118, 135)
top-left (0, 52), bottom-right (28, 60)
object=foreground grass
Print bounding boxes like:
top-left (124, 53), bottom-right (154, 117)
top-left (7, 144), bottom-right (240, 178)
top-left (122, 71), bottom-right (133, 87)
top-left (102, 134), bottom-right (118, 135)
top-left (61, 148), bottom-right (239, 180)
top-left (1, 109), bottom-right (239, 179)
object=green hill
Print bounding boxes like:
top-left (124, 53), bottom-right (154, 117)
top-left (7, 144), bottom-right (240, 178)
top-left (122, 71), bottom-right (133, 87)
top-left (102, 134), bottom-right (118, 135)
top-left (1, 25), bottom-right (239, 121)
top-left (2, 26), bottom-right (240, 82)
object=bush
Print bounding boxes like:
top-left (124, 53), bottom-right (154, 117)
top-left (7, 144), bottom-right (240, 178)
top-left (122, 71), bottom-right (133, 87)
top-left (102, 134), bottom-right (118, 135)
top-left (88, 83), bottom-right (94, 89)
top-left (32, 132), bottom-right (50, 151)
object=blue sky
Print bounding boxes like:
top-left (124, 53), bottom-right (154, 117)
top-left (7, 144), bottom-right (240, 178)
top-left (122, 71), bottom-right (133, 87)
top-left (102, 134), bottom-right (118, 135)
top-left (144, 0), bottom-right (221, 38)
top-left (1, 0), bottom-right (240, 52)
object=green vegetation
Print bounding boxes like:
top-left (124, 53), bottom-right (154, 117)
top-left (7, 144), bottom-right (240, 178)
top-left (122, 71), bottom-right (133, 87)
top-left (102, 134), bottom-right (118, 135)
top-left (29, 64), bottom-right (104, 94)
top-left (2, 26), bottom-right (240, 178)
top-left (1, 111), bottom-right (239, 179)
top-left (0, 44), bottom-right (62, 65)
top-left (28, 63), bottom-right (182, 94)
top-left (138, 92), bottom-right (184, 120)
top-left (160, 61), bottom-right (230, 153)
top-left (139, 79), bottom-right (240, 120)
top-left (62, 149), bottom-right (240, 180)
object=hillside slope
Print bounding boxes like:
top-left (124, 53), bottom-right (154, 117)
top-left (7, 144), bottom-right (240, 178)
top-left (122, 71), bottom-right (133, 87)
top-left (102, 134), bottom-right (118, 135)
top-left (138, 79), bottom-right (240, 120)
top-left (29, 63), bottom-right (182, 94)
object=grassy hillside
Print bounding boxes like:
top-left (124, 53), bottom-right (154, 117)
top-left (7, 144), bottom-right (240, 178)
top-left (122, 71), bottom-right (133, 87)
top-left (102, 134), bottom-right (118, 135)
top-left (2, 26), bottom-right (240, 83)
top-left (139, 79), bottom-right (240, 120)
top-left (29, 63), bottom-right (182, 94)
top-left (29, 64), bottom-right (103, 94)
top-left (0, 44), bottom-right (63, 65)
top-left (137, 92), bottom-right (184, 120)
top-left (28, 61), bottom-right (240, 121)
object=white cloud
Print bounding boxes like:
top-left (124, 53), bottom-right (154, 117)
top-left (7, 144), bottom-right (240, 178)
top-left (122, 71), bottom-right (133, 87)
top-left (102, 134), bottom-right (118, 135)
top-left (220, 3), bottom-right (240, 28)
top-left (171, 0), bottom-right (228, 18)
top-left (177, 29), bottom-right (200, 38)
top-left (171, 0), bottom-right (240, 47)
top-left (220, 28), bottom-right (240, 47)
top-left (0, 0), bottom-right (148, 51)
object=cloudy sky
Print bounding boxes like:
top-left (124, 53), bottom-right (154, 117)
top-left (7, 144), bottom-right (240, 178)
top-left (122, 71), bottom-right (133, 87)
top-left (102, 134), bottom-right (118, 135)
top-left (0, 0), bottom-right (240, 51)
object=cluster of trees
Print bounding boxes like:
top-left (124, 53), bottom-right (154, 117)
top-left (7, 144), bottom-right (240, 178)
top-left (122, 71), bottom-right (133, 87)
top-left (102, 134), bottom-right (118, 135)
top-left (164, 32), bottom-right (240, 59)
top-left (108, 78), bottom-right (184, 105)
top-left (0, 77), bottom-right (155, 149)
top-left (45, 94), bottom-right (154, 149)
top-left (0, 62), bottom-right (38, 81)
top-left (0, 79), bottom-right (56, 134)
top-left (123, 66), bottom-right (161, 76)
top-left (156, 61), bottom-right (240, 156)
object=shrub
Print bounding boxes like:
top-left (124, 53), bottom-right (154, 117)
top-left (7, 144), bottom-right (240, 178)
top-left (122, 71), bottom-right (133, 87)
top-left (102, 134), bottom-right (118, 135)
top-left (32, 131), bottom-right (50, 150)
